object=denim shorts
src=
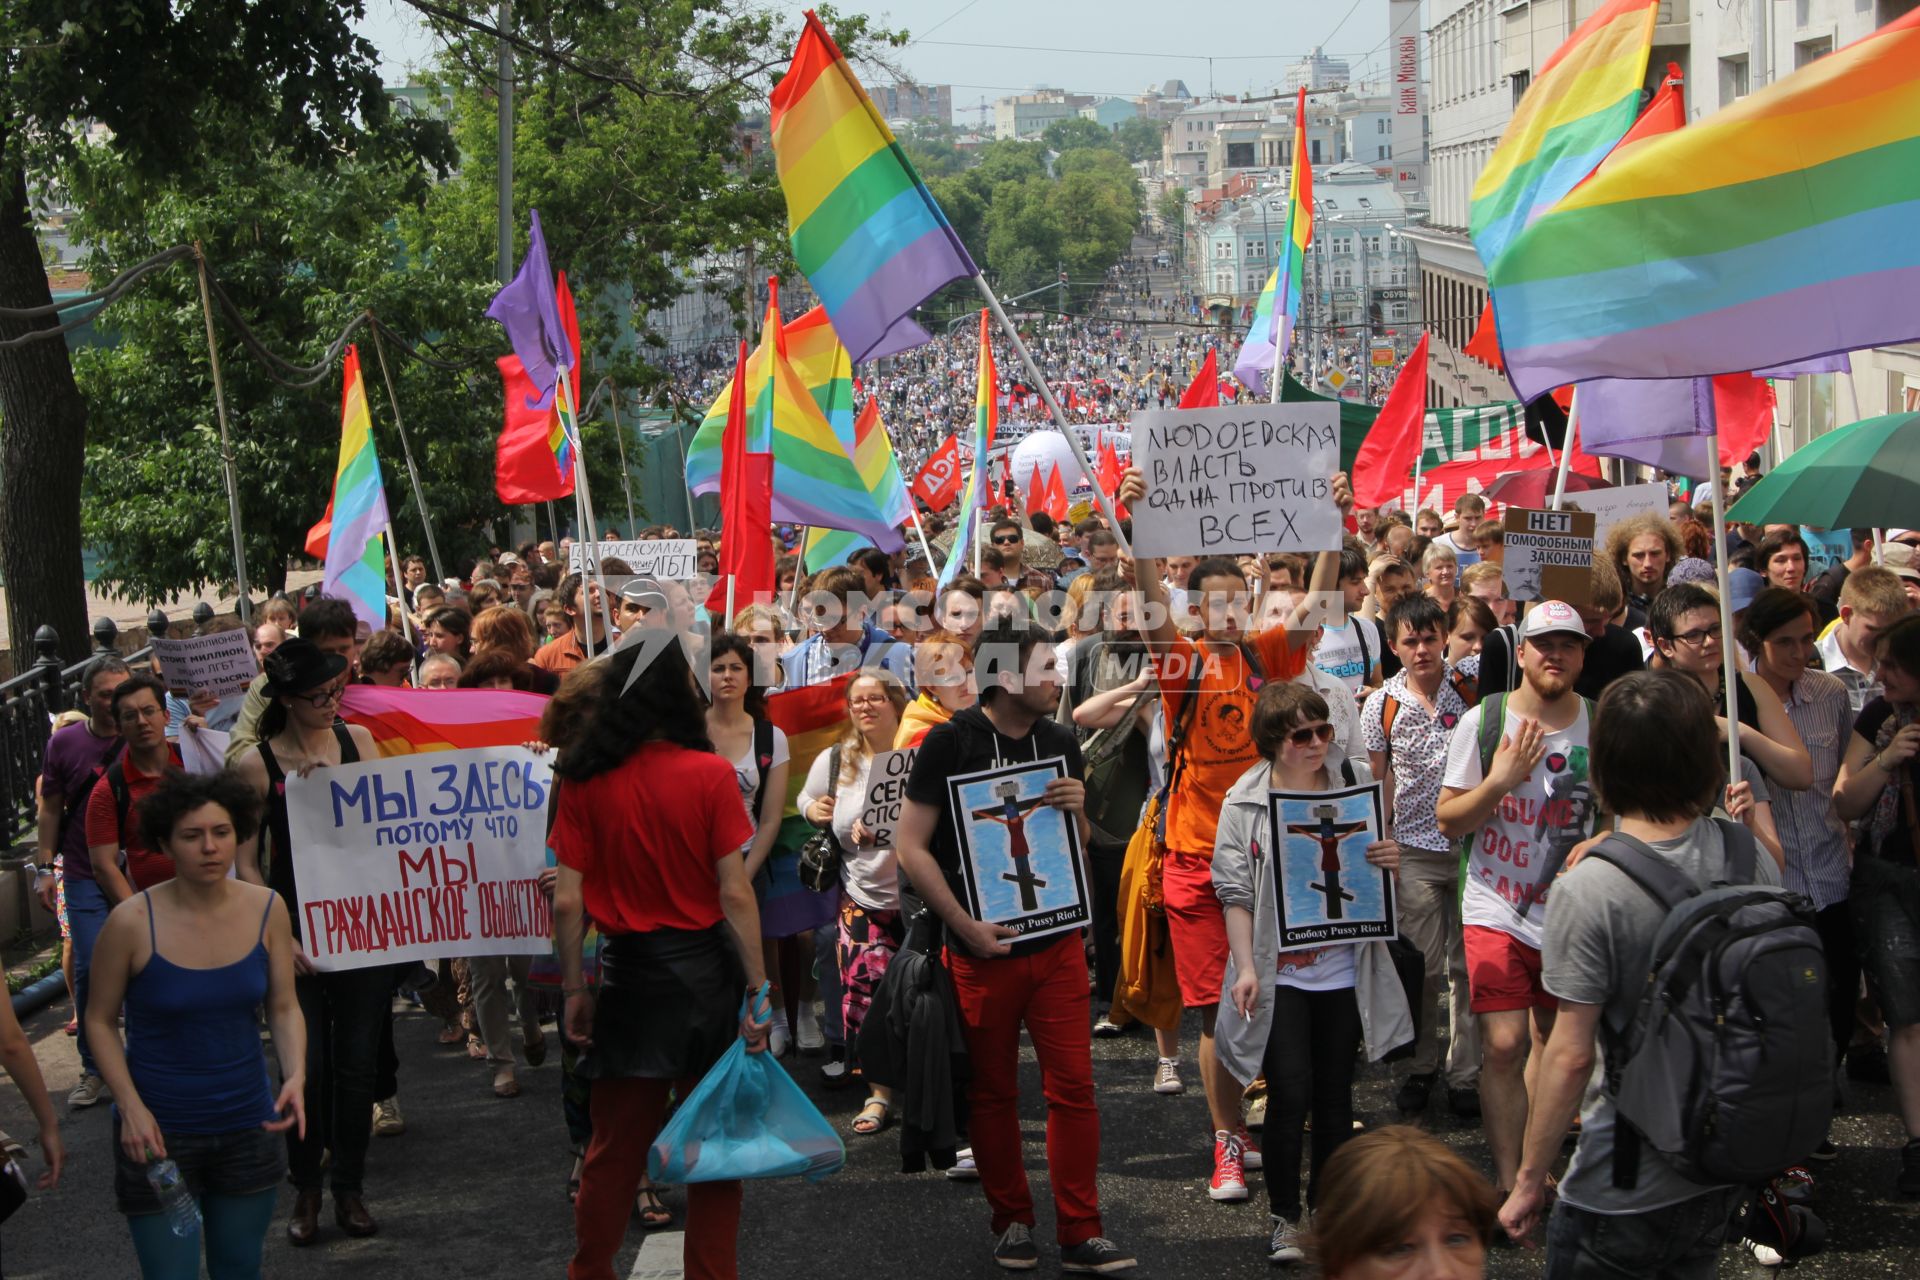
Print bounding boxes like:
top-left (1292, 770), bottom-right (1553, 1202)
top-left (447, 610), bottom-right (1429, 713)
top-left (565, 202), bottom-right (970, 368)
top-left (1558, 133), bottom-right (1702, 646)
top-left (1849, 856), bottom-right (1920, 1029)
top-left (112, 1114), bottom-right (284, 1215)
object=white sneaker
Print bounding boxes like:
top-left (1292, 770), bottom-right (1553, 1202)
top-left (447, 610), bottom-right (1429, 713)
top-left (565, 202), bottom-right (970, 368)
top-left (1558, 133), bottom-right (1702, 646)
top-left (768, 1009), bottom-right (792, 1057)
top-left (1153, 1057), bottom-right (1185, 1095)
top-left (795, 1004), bottom-right (826, 1053)
top-left (67, 1073), bottom-right (109, 1109)
top-left (947, 1148), bottom-right (980, 1181)
top-left (1268, 1216), bottom-right (1306, 1264)
top-left (372, 1097), bottom-right (405, 1137)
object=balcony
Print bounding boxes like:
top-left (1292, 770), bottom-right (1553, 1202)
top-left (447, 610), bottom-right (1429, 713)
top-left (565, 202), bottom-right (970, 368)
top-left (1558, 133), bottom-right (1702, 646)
top-left (1656, 0), bottom-right (1688, 41)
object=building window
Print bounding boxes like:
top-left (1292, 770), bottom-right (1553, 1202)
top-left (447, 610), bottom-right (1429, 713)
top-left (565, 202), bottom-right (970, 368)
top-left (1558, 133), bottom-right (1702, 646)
top-left (1794, 37), bottom-right (1833, 68)
top-left (1377, 118), bottom-right (1387, 134)
top-left (1510, 68), bottom-right (1531, 110)
top-left (1719, 55), bottom-right (1750, 102)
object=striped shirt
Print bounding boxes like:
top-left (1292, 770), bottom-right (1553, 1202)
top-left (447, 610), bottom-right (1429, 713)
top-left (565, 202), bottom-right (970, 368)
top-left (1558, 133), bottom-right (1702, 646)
top-left (1770, 669), bottom-right (1854, 910)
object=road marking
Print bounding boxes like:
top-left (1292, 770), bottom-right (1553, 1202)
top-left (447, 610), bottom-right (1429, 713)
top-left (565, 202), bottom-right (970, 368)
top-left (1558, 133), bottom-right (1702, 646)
top-left (629, 1229), bottom-right (685, 1279)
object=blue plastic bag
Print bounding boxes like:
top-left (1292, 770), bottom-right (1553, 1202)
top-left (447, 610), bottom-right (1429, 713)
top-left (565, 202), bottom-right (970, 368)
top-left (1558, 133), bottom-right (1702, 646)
top-left (648, 985), bottom-right (845, 1184)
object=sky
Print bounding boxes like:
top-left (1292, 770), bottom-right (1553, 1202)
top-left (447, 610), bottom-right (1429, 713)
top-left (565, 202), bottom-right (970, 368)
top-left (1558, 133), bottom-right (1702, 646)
top-left (354, 0), bottom-right (1396, 108)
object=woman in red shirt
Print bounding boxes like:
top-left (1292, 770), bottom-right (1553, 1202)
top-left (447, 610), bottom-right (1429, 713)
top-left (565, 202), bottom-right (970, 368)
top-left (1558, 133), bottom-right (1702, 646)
top-left (551, 638), bottom-right (772, 1280)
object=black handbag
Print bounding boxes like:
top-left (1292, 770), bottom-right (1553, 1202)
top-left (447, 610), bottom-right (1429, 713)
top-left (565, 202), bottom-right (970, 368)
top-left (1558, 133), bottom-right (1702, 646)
top-left (797, 746), bottom-right (846, 894)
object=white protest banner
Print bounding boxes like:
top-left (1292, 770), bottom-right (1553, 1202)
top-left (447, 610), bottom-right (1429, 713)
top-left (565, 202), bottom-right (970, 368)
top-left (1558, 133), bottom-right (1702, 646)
top-left (1502, 507), bottom-right (1597, 608)
top-left (858, 748), bottom-right (917, 848)
top-left (282, 746), bottom-right (555, 972)
top-left (151, 630), bottom-right (258, 696)
top-left (571, 539), bottom-right (697, 579)
top-left (1560, 482), bottom-right (1667, 547)
top-left (179, 724), bottom-right (231, 777)
top-left (1129, 403), bottom-right (1341, 558)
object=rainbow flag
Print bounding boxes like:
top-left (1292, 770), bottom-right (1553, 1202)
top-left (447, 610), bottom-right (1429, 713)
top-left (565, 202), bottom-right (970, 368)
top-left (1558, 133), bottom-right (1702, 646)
top-left (760, 672), bottom-right (854, 936)
top-left (937, 311), bottom-right (997, 588)
top-left (339, 685), bottom-right (549, 758)
top-left (1490, 9), bottom-right (1920, 400)
top-left (1233, 87), bottom-right (1313, 397)
top-left (770, 10), bottom-right (977, 364)
top-left (303, 346), bottom-right (392, 632)
top-left (803, 399), bottom-right (914, 571)
top-left (686, 299), bottom-right (901, 551)
top-left (1469, 0), bottom-right (1660, 271)
top-left (547, 272), bottom-right (581, 480)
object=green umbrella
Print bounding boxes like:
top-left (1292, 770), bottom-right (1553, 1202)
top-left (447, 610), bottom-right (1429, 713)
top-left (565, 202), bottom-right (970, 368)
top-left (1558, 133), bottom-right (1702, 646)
top-left (1725, 412), bottom-right (1920, 529)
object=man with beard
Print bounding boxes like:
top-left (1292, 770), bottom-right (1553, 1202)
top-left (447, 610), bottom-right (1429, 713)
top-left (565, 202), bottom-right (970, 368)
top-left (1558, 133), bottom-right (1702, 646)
top-left (1438, 602), bottom-right (1600, 1209)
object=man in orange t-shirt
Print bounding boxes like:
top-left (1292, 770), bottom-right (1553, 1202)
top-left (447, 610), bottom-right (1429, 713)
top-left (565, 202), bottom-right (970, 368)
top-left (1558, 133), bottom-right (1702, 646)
top-left (1117, 463), bottom-right (1354, 1205)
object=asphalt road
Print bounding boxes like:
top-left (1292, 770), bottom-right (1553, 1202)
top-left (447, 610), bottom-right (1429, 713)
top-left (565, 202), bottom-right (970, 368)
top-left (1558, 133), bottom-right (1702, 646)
top-left (2, 983), bottom-right (1914, 1278)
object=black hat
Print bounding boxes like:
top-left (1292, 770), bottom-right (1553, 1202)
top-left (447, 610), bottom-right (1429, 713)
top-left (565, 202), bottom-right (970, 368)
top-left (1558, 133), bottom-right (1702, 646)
top-left (262, 636), bottom-right (349, 696)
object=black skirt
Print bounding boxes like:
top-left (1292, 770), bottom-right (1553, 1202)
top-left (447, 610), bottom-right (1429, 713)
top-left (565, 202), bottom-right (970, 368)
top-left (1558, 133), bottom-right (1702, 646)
top-left (577, 925), bottom-right (746, 1082)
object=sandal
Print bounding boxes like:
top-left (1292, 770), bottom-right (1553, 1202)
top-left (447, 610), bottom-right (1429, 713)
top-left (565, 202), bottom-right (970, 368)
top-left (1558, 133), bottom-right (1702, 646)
top-left (851, 1096), bottom-right (891, 1136)
top-left (467, 1034), bottom-right (487, 1061)
top-left (437, 1023), bottom-right (465, 1046)
top-left (492, 1064), bottom-right (521, 1098)
top-left (635, 1184), bottom-right (673, 1230)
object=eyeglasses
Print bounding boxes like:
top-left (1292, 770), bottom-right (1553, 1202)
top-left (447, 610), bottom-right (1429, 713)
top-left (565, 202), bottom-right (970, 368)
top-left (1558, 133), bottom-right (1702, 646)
top-left (1671, 624), bottom-right (1723, 647)
top-left (120, 704), bottom-right (166, 722)
top-left (1286, 723), bottom-right (1336, 747)
top-left (991, 534), bottom-right (1022, 546)
top-left (295, 682), bottom-right (345, 707)
top-left (849, 693), bottom-right (893, 708)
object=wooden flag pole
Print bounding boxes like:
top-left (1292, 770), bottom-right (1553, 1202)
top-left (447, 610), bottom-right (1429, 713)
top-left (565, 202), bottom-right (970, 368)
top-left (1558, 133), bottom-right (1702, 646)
top-left (193, 245), bottom-right (253, 626)
top-left (972, 274), bottom-right (1130, 554)
top-left (555, 371), bottom-right (618, 646)
top-left (1549, 390), bottom-right (1580, 512)
top-left (368, 321), bottom-right (447, 585)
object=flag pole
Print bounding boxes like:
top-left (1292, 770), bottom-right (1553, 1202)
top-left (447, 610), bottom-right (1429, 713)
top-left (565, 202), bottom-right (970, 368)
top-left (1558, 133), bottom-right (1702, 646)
top-left (192, 244), bottom-right (253, 626)
top-left (367, 321), bottom-right (447, 585)
top-left (972, 274), bottom-right (1131, 554)
top-left (555, 371), bottom-right (617, 646)
top-left (1702, 385), bottom-right (1742, 788)
top-left (384, 531), bottom-right (415, 645)
top-left (906, 504), bottom-right (936, 570)
top-left (1549, 389), bottom-right (1579, 511)
top-left (605, 381), bottom-right (637, 534)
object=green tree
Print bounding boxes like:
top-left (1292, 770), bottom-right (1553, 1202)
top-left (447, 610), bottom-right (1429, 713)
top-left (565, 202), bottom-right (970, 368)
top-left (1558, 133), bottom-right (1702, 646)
top-left (1040, 117), bottom-right (1113, 154)
top-left (981, 177), bottom-right (1061, 296)
top-left (1157, 186), bottom-right (1190, 235)
top-left (1113, 116), bottom-right (1167, 164)
top-left (0, 0), bottom-right (446, 661)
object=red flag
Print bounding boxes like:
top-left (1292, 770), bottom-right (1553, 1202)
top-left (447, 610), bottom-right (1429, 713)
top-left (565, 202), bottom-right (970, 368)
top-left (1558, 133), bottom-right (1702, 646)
top-left (1710, 374), bottom-right (1776, 467)
top-left (706, 340), bottom-right (775, 614)
top-left (1463, 301), bottom-right (1504, 372)
top-left (908, 434), bottom-right (963, 511)
top-left (1179, 350), bottom-right (1220, 409)
top-left (1026, 463), bottom-right (1047, 520)
top-left (1096, 439), bottom-right (1122, 498)
top-left (1044, 464), bottom-right (1070, 522)
top-left (1351, 334), bottom-right (1430, 510)
top-left (495, 272), bottom-right (582, 504)
top-left (1063, 385), bottom-right (1078, 412)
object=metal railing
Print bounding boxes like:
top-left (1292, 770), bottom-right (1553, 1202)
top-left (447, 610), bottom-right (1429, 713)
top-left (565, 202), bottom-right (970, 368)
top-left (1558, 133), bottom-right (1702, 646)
top-left (0, 605), bottom-right (209, 849)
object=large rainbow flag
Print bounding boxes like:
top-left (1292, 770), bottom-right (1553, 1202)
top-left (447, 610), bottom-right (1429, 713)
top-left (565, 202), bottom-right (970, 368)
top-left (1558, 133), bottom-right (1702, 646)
top-left (937, 310), bottom-right (997, 588)
top-left (685, 294), bottom-right (902, 551)
top-left (1489, 10), bottom-right (1920, 400)
top-left (1469, 0), bottom-right (1661, 271)
top-left (340, 685), bottom-right (549, 758)
top-left (769, 10), bottom-right (977, 364)
top-left (303, 346), bottom-right (392, 631)
top-left (803, 399), bottom-right (914, 571)
top-left (1232, 87), bottom-right (1313, 398)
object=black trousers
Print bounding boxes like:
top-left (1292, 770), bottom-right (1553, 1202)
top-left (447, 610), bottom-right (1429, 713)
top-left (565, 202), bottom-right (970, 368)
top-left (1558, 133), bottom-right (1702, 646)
top-left (1088, 843), bottom-right (1126, 1010)
top-left (1261, 984), bottom-right (1363, 1221)
top-left (1814, 900), bottom-right (1861, 1059)
top-left (289, 967), bottom-right (392, 1195)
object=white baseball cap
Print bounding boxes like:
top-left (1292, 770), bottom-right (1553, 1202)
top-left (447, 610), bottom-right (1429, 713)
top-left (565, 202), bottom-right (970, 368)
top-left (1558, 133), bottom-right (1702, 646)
top-left (1517, 600), bottom-right (1592, 645)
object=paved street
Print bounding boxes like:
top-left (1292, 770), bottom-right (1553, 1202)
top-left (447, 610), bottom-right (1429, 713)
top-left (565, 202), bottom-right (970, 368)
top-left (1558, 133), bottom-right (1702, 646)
top-left (2, 983), bottom-right (1913, 1278)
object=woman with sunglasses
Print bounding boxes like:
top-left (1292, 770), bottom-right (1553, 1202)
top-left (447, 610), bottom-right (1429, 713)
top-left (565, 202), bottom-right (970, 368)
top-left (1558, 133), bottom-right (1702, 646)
top-left (1213, 681), bottom-right (1411, 1266)
top-left (233, 638), bottom-right (384, 1247)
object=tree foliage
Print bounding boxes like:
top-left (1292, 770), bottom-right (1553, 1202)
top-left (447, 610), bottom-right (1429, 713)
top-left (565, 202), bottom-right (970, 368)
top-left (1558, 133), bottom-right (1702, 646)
top-left (1113, 116), bottom-right (1167, 164)
top-left (1040, 117), bottom-right (1111, 154)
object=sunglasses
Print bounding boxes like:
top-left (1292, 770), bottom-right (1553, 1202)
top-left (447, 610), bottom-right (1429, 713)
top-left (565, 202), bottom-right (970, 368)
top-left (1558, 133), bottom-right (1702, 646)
top-left (991, 534), bottom-right (1023, 546)
top-left (1286, 722), bottom-right (1336, 747)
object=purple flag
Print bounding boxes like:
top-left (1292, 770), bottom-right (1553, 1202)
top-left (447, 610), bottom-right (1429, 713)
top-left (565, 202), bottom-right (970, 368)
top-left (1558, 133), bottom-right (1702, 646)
top-left (486, 209), bottom-right (574, 412)
top-left (1577, 378), bottom-right (1717, 478)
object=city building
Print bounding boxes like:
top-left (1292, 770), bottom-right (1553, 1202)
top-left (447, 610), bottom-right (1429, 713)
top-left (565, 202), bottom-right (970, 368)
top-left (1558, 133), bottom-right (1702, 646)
top-left (873, 82), bottom-right (953, 127)
top-left (1284, 47), bottom-right (1351, 92)
top-left (1078, 96), bottom-right (1140, 132)
top-left (1135, 80), bottom-right (1195, 121)
top-left (1161, 99), bottom-right (1265, 182)
top-left (992, 89), bottom-right (1093, 140)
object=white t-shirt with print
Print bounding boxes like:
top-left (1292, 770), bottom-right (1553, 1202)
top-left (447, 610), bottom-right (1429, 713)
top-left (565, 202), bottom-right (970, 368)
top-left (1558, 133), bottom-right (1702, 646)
top-left (729, 725), bottom-right (791, 847)
top-left (1311, 617), bottom-right (1381, 695)
top-left (1442, 700), bottom-right (1595, 951)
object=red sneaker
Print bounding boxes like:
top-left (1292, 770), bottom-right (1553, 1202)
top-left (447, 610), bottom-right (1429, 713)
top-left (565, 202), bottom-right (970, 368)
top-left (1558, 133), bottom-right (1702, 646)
top-left (1238, 1125), bottom-right (1262, 1171)
top-left (1209, 1131), bottom-right (1248, 1202)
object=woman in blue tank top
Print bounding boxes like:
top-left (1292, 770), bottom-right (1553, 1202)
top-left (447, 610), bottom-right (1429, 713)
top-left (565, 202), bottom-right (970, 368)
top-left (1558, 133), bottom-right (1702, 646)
top-left (82, 769), bottom-right (306, 1280)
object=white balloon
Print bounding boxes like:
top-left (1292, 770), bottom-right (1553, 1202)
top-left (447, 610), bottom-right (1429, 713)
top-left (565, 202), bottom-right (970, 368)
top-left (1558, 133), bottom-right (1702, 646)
top-left (1007, 431), bottom-right (1088, 493)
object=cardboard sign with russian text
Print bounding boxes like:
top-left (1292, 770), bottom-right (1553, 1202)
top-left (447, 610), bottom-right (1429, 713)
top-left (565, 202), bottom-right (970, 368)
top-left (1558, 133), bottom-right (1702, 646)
top-left (1130, 403), bottom-right (1341, 558)
top-left (1502, 507), bottom-right (1596, 609)
top-left (151, 630), bottom-right (258, 696)
top-left (858, 748), bottom-right (917, 849)
top-left (570, 539), bottom-right (697, 579)
top-left (282, 746), bottom-right (556, 972)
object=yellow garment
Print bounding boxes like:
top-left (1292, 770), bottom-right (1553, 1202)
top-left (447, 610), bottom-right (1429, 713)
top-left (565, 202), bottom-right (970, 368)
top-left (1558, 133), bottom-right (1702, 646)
top-left (1114, 794), bottom-right (1182, 1031)
top-left (894, 693), bottom-right (953, 749)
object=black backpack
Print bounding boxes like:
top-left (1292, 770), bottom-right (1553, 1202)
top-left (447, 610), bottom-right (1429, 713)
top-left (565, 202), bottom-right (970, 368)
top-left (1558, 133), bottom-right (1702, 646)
top-left (1586, 821), bottom-right (1833, 1189)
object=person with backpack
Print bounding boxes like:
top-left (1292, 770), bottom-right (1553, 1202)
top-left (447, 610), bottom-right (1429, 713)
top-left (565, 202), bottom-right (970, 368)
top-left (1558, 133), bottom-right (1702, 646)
top-left (84, 675), bottom-right (185, 900)
top-left (1215, 681), bottom-right (1412, 1265)
top-left (1500, 670), bottom-right (1830, 1278)
top-left (1115, 462), bottom-right (1356, 1205)
top-left (1362, 595), bottom-right (1482, 1122)
top-left (35, 654), bottom-right (131, 1110)
top-left (1437, 601), bottom-right (1602, 1207)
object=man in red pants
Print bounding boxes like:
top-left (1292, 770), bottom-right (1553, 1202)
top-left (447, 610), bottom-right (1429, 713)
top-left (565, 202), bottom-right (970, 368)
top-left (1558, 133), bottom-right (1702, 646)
top-left (897, 619), bottom-right (1137, 1274)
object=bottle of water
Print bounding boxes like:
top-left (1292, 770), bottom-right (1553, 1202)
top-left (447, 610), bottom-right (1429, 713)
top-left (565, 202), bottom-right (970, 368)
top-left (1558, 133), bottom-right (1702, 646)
top-left (145, 1159), bottom-right (202, 1238)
